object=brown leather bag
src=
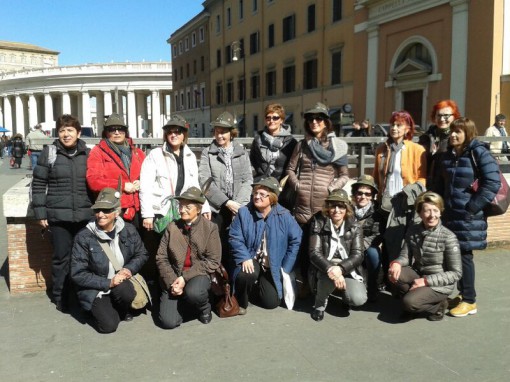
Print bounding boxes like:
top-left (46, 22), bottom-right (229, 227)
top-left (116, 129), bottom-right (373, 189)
top-left (210, 265), bottom-right (240, 317)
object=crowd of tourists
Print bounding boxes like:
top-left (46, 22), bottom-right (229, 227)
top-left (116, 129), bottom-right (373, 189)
top-left (29, 99), bottom-right (503, 333)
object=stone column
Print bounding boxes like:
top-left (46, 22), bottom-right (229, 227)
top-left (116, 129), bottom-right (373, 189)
top-left (127, 91), bottom-right (137, 137)
top-left (96, 93), bottom-right (105, 136)
top-left (15, 95), bottom-right (25, 135)
top-left (0, 97), bottom-right (4, 127)
top-left (44, 92), bottom-right (53, 123)
top-left (136, 92), bottom-right (147, 137)
top-left (4, 96), bottom-right (13, 131)
top-left (450, 0), bottom-right (469, 113)
top-left (28, 94), bottom-right (38, 128)
top-left (104, 91), bottom-right (113, 116)
top-left (151, 90), bottom-right (161, 138)
top-left (62, 92), bottom-right (71, 114)
top-left (365, 25), bottom-right (379, 122)
top-left (81, 91), bottom-right (91, 126)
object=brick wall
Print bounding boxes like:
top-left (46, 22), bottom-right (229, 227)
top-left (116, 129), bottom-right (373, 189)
top-left (7, 218), bottom-right (53, 295)
top-left (487, 211), bottom-right (510, 247)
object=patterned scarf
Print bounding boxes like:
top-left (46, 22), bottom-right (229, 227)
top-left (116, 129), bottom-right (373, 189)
top-left (354, 202), bottom-right (372, 220)
top-left (219, 144), bottom-right (235, 199)
top-left (387, 141), bottom-right (404, 175)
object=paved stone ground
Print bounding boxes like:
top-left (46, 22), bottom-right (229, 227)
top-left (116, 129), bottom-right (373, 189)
top-left (0, 157), bottom-right (509, 382)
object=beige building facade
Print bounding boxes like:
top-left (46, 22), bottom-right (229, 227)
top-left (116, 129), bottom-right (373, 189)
top-left (0, 41), bottom-right (59, 74)
top-left (201, 0), bottom-right (355, 136)
top-left (168, 11), bottom-right (212, 137)
top-left (353, 0), bottom-right (509, 130)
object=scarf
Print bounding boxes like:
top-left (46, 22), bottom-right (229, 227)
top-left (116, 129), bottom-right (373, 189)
top-left (106, 139), bottom-right (132, 176)
top-left (354, 202), bottom-right (372, 220)
top-left (327, 219), bottom-right (364, 283)
top-left (387, 141), bottom-right (404, 175)
top-left (307, 133), bottom-right (348, 166)
top-left (218, 144), bottom-right (235, 199)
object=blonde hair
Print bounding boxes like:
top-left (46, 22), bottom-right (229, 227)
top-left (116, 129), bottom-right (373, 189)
top-left (415, 191), bottom-right (444, 213)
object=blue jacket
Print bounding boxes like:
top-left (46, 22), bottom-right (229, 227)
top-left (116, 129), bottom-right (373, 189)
top-left (230, 202), bottom-right (302, 299)
top-left (433, 139), bottom-right (500, 251)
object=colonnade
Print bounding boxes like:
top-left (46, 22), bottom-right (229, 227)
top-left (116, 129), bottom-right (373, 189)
top-left (0, 62), bottom-right (173, 137)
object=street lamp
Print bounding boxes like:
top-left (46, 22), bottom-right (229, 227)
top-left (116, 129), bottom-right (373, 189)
top-left (231, 40), bottom-right (246, 137)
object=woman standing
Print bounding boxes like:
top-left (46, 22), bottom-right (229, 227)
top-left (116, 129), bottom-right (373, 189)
top-left (373, 111), bottom-right (427, 272)
top-left (31, 115), bottom-right (94, 312)
top-left (308, 189), bottom-right (366, 321)
top-left (388, 192), bottom-right (462, 321)
top-left (87, 113), bottom-right (145, 226)
top-left (199, 111), bottom-right (253, 269)
top-left (419, 99), bottom-right (461, 188)
top-left (250, 103), bottom-right (297, 182)
top-left (156, 187), bottom-right (221, 329)
top-left (230, 177), bottom-right (302, 314)
top-left (140, 115), bottom-right (210, 279)
top-left (71, 187), bottom-right (148, 333)
top-left (286, 102), bottom-right (349, 296)
top-left (432, 118), bottom-right (500, 317)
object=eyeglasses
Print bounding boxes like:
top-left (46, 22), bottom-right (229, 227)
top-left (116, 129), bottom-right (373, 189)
top-left (95, 208), bottom-right (116, 214)
top-left (106, 126), bottom-right (127, 133)
top-left (253, 192), bottom-right (270, 199)
top-left (329, 204), bottom-right (347, 210)
top-left (437, 114), bottom-right (453, 120)
top-left (178, 204), bottom-right (196, 212)
top-left (356, 191), bottom-right (372, 197)
top-left (265, 116), bottom-right (281, 121)
top-left (167, 129), bottom-right (183, 136)
top-left (306, 115), bottom-right (325, 123)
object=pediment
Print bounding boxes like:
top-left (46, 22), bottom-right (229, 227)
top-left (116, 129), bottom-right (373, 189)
top-left (392, 58), bottom-right (432, 79)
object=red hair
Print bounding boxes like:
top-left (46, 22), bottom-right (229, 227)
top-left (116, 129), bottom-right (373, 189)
top-left (430, 99), bottom-right (461, 122)
top-left (390, 111), bottom-right (415, 140)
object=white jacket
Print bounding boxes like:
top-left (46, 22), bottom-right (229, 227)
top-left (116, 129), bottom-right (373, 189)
top-left (484, 125), bottom-right (508, 161)
top-left (139, 143), bottom-right (210, 218)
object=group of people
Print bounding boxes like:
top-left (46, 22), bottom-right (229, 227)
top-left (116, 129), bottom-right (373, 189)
top-left (30, 98), bottom-right (503, 333)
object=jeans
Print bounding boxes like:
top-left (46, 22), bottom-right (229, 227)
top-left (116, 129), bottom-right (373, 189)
top-left (30, 151), bottom-right (41, 170)
top-left (459, 250), bottom-right (476, 303)
top-left (364, 246), bottom-right (381, 292)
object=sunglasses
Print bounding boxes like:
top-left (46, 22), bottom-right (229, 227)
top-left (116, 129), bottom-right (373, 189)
top-left (328, 204), bottom-right (347, 210)
top-left (167, 129), bottom-right (183, 135)
top-left (265, 116), bottom-right (281, 121)
top-left (106, 126), bottom-right (127, 133)
top-left (356, 191), bottom-right (372, 197)
top-left (95, 208), bottom-right (116, 214)
top-left (306, 115), bottom-right (325, 123)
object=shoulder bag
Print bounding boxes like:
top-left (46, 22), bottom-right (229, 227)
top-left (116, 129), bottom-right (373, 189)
top-left (210, 264), bottom-right (240, 317)
top-left (153, 155), bottom-right (181, 233)
top-left (470, 150), bottom-right (510, 217)
top-left (98, 240), bottom-right (151, 310)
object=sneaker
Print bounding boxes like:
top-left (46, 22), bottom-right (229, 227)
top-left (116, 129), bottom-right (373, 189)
top-left (449, 302), bottom-right (477, 317)
top-left (238, 307), bottom-right (247, 315)
top-left (447, 294), bottom-right (462, 309)
top-left (427, 299), bottom-right (448, 321)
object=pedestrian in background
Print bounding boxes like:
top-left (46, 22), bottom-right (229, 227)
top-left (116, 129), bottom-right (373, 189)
top-left (484, 114), bottom-right (508, 161)
top-left (10, 133), bottom-right (25, 168)
top-left (26, 123), bottom-right (47, 171)
top-left (31, 115), bottom-right (93, 312)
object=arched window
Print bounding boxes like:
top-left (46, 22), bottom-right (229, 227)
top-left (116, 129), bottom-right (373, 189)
top-left (396, 43), bottom-right (432, 68)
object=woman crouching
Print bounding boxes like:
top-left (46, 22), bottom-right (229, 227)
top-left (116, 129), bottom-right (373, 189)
top-left (388, 191), bottom-right (462, 321)
top-left (71, 187), bottom-right (148, 333)
top-left (309, 189), bottom-right (367, 321)
top-left (156, 187), bottom-right (221, 329)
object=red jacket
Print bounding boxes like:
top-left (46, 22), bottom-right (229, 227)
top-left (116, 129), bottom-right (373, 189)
top-left (86, 139), bottom-right (145, 214)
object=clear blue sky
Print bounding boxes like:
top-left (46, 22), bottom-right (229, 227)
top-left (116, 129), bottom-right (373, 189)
top-left (1, 0), bottom-right (204, 66)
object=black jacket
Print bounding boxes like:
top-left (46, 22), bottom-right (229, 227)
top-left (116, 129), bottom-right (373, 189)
top-left (309, 213), bottom-right (365, 278)
top-left (71, 219), bottom-right (148, 311)
top-left (31, 139), bottom-right (94, 223)
top-left (250, 127), bottom-right (297, 181)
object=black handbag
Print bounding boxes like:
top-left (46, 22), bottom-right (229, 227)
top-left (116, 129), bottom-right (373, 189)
top-left (279, 141), bottom-right (304, 212)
